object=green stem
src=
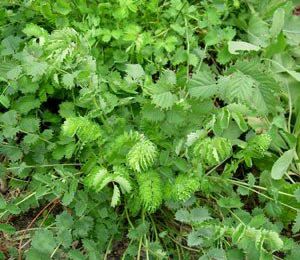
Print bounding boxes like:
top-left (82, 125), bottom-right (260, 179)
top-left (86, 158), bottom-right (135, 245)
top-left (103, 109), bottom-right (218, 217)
top-left (104, 236), bottom-right (114, 260)
top-left (215, 177), bottom-right (299, 211)
top-left (149, 215), bottom-right (159, 241)
top-left (137, 236), bottom-right (143, 260)
top-left (0, 192), bottom-right (36, 219)
top-left (185, 17), bottom-right (190, 83)
top-left (125, 207), bottom-right (134, 228)
top-left (6, 163), bottom-right (81, 170)
top-left (228, 178), bottom-right (295, 198)
top-left (50, 243), bottom-right (61, 258)
top-left (196, 44), bottom-right (207, 73)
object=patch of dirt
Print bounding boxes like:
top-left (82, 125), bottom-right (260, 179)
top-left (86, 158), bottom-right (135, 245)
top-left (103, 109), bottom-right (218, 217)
top-left (107, 239), bottom-right (130, 259)
top-left (294, 6), bottom-right (300, 16)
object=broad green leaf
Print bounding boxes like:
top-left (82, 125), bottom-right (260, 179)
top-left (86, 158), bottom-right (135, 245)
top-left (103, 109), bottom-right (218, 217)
top-left (175, 208), bottom-right (190, 223)
top-left (31, 230), bottom-right (57, 254)
top-left (271, 149), bottom-right (295, 180)
top-left (0, 223), bottom-right (16, 234)
top-left (292, 211), bottom-right (300, 234)
top-left (0, 195), bottom-right (6, 209)
top-left (53, 0), bottom-right (72, 15)
top-left (7, 66), bottom-right (22, 80)
top-left (23, 23), bottom-right (48, 38)
top-left (0, 95), bottom-right (10, 108)
top-left (248, 15), bottom-right (270, 47)
top-left (59, 102), bottom-right (76, 118)
top-left (152, 91), bottom-right (177, 110)
top-left (187, 230), bottom-right (204, 247)
top-left (189, 208), bottom-right (211, 223)
top-left (62, 179), bottom-right (78, 206)
top-left (217, 197), bottom-right (243, 208)
top-left (283, 16), bottom-right (300, 46)
top-left (24, 61), bottom-right (48, 79)
top-left (294, 188), bottom-right (300, 203)
top-left (73, 216), bottom-right (94, 237)
top-left (205, 30), bottom-right (219, 46)
top-left (13, 95), bottom-right (41, 114)
top-left (56, 211), bottom-right (74, 229)
top-left (226, 61), bottom-right (280, 114)
top-left (0, 110), bottom-right (18, 125)
top-left (188, 71), bottom-right (218, 99)
top-left (1, 36), bottom-right (22, 55)
top-left (201, 248), bottom-right (226, 260)
top-left (231, 112), bottom-right (248, 132)
top-left (270, 8), bottom-right (285, 37)
top-left (228, 41), bottom-right (260, 54)
top-left (19, 117), bottom-right (40, 132)
top-left (62, 73), bottom-right (75, 88)
top-left (68, 249), bottom-right (86, 260)
top-left (125, 64), bottom-right (145, 80)
top-left (128, 222), bottom-right (149, 240)
top-left (287, 70), bottom-right (300, 82)
top-left (265, 33), bottom-right (286, 58)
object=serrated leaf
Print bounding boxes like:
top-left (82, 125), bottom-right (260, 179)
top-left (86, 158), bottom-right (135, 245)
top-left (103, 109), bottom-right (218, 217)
top-left (128, 222), bottom-right (149, 240)
top-left (113, 176), bottom-right (132, 193)
top-left (293, 212), bottom-right (300, 234)
top-left (59, 102), bottom-right (76, 118)
top-left (7, 66), bottom-right (22, 80)
top-left (68, 249), bottom-right (85, 260)
top-left (175, 208), bottom-right (190, 223)
top-left (23, 133), bottom-right (39, 144)
top-left (13, 95), bottom-right (41, 114)
top-left (152, 91), bottom-right (177, 110)
top-left (18, 76), bottom-right (39, 94)
top-left (0, 110), bottom-right (18, 125)
top-left (125, 64), bottom-right (145, 80)
top-left (62, 73), bottom-right (75, 89)
top-left (141, 103), bottom-right (165, 122)
top-left (221, 61), bottom-right (280, 115)
top-left (73, 216), bottom-right (94, 237)
top-left (31, 230), bottom-right (57, 254)
top-left (53, 0), bottom-right (72, 15)
top-left (62, 179), bottom-right (78, 206)
top-left (294, 188), bottom-right (300, 203)
top-left (111, 184), bottom-right (121, 207)
top-left (200, 248), bottom-right (226, 260)
top-left (0, 145), bottom-right (22, 162)
top-left (189, 207), bottom-right (211, 223)
top-left (1, 36), bottom-right (22, 55)
top-left (187, 230), bottom-right (204, 247)
top-left (23, 23), bottom-right (48, 38)
top-left (24, 61), bottom-right (48, 79)
top-left (56, 211), bottom-right (74, 229)
top-left (188, 71), bottom-right (218, 99)
top-left (271, 149), bottom-right (294, 180)
top-left (19, 117), bottom-right (40, 132)
top-left (217, 197), bottom-right (243, 209)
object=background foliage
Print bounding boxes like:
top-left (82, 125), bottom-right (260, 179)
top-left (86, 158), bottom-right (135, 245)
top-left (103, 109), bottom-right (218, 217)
top-left (0, 0), bottom-right (300, 259)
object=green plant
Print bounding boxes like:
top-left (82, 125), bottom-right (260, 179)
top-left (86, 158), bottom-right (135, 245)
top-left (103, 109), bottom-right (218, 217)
top-left (0, 0), bottom-right (300, 259)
